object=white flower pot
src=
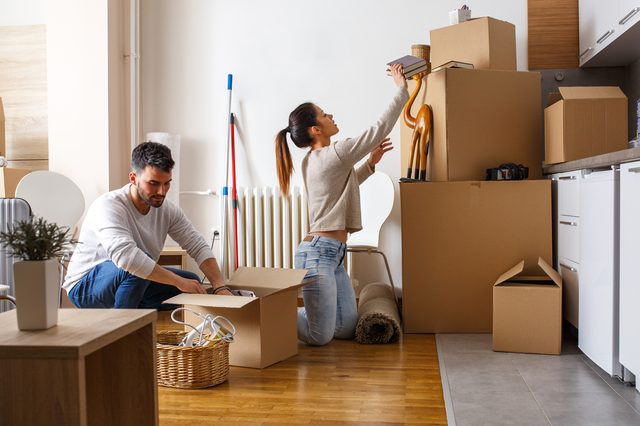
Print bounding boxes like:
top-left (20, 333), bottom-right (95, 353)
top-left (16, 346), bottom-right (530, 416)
top-left (13, 259), bottom-right (60, 330)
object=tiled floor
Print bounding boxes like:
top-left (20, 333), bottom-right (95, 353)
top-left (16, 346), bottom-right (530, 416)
top-left (436, 334), bottom-right (640, 426)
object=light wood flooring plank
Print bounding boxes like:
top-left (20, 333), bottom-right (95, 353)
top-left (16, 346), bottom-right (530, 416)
top-left (157, 312), bottom-right (447, 424)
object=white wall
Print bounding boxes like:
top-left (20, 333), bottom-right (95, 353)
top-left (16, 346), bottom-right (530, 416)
top-left (48, 0), bottom-right (131, 209)
top-left (141, 0), bottom-right (529, 287)
top-left (47, 0), bottom-right (111, 205)
top-left (0, 0), bottom-right (45, 25)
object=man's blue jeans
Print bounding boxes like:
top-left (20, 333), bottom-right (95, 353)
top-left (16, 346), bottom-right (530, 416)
top-left (295, 236), bottom-right (357, 346)
top-left (68, 260), bottom-right (199, 309)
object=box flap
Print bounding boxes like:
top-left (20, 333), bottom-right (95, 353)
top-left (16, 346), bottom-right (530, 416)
top-left (493, 260), bottom-right (525, 286)
top-left (230, 267), bottom-right (307, 290)
top-left (164, 293), bottom-right (258, 309)
top-left (494, 258), bottom-right (561, 288)
top-left (537, 257), bottom-right (562, 287)
top-left (558, 86), bottom-right (626, 100)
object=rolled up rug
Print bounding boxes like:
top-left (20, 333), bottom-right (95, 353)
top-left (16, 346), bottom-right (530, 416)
top-left (355, 282), bottom-right (401, 344)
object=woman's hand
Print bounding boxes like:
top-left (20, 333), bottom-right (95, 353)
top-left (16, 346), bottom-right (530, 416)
top-left (389, 63), bottom-right (407, 89)
top-left (368, 138), bottom-right (394, 167)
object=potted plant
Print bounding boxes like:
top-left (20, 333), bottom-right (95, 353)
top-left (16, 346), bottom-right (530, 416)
top-left (0, 217), bottom-right (75, 330)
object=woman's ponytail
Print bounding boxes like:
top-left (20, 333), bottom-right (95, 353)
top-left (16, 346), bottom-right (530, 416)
top-left (275, 128), bottom-right (294, 196)
top-left (274, 102), bottom-right (318, 196)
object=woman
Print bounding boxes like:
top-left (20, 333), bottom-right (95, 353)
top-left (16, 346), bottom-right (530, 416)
top-left (275, 64), bottom-right (408, 345)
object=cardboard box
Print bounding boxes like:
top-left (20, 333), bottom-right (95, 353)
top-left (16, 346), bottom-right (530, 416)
top-left (544, 86), bottom-right (628, 164)
top-left (0, 97), bottom-right (5, 156)
top-left (401, 180), bottom-right (552, 333)
top-left (430, 17), bottom-right (516, 71)
top-left (0, 168), bottom-right (31, 197)
top-left (493, 257), bottom-right (562, 355)
top-left (165, 267), bottom-right (307, 368)
top-left (400, 68), bottom-right (542, 181)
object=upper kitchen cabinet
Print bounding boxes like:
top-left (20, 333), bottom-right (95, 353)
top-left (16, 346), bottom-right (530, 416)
top-left (579, 0), bottom-right (640, 67)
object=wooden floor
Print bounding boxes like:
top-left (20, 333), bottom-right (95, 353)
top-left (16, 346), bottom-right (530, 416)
top-left (157, 313), bottom-right (447, 425)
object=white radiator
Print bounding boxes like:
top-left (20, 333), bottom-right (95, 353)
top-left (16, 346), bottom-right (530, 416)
top-left (219, 186), bottom-right (308, 278)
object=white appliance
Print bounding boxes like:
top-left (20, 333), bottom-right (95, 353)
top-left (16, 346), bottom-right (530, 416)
top-left (578, 168), bottom-right (622, 377)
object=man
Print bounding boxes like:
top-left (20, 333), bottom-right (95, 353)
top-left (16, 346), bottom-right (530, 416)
top-left (64, 142), bottom-right (231, 309)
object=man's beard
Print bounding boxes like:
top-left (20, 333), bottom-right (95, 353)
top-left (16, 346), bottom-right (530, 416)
top-left (137, 186), bottom-right (165, 208)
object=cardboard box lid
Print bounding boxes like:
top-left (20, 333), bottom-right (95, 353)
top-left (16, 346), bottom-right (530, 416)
top-left (494, 257), bottom-right (561, 289)
top-left (547, 86), bottom-right (626, 106)
top-left (164, 267), bottom-right (307, 308)
top-left (165, 293), bottom-right (258, 309)
top-left (230, 267), bottom-right (307, 292)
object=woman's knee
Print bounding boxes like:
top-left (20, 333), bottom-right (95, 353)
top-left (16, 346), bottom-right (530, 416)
top-left (334, 318), bottom-right (357, 340)
top-left (305, 328), bottom-right (335, 346)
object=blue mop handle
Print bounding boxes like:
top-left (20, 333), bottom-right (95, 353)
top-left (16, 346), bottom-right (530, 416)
top-left (227, 74), bottom-right (233, 90)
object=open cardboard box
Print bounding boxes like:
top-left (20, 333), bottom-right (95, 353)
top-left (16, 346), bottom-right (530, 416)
top-left (544, 86), bottom-right (628, 164)
top-left (165, 267), bottom-right (307, 368)
top-left (493, 257), bottom-right (562, 355)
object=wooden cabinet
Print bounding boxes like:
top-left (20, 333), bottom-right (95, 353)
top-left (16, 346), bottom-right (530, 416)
top-left (579, 0), bottom-right (640, 66)
top-left (619, 160), bottom-right (640, 390)
top-left (578, 168), bottom-right (621, 377)
top-left (0, 309), bottom-right (158, 426)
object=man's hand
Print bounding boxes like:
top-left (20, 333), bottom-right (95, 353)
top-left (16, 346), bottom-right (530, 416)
top-left (368, 138), bottom-right (394, 168)
top-left (212, 285), bottom-right (233, 296)
top-left (176, 277), bottom-right (206, 294)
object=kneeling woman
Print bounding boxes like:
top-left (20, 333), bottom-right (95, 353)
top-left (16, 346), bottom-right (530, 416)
top-left (274, 64), bottom-right (408, 345)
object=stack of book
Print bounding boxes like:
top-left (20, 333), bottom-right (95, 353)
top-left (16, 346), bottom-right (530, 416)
top-left (431, 60), bottom-right (474, 73)
top-left (386, 55), bottom-right (429, 79)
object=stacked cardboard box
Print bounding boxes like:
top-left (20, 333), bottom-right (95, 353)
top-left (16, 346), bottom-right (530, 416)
top-left (430, 17), bottom-right (517, 71)
top-left (401, 181), bottom-right (552, 333)
top-left (401, 17), bottom-right (543, 181)
top-left (401, 17), bottom-right (556, 338)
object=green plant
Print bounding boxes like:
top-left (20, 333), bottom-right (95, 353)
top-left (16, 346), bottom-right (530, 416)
top-left (0, 217), bottom-right (75, 261)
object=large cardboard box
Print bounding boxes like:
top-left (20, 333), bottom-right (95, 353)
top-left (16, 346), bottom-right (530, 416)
top-left (401, 180), bottom-right (552, 333)
top-left (0, 168), bottom-right (31, 197)
top-left (165, 267), bottom-right (307, 368)
top-left (493, 257), bottom-right (562, 355)
top-left (544, 86), bottom-right (628, 164)
top-left (430, 17), bottom-right (516, 71)
top-left (400, 68), bottom-right (542, 181)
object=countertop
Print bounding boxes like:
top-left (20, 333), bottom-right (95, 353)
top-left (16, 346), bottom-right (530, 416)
top-left (543, 146), bottom-right (640, 175)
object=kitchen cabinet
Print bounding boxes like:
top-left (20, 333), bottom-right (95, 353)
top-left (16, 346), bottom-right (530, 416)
top-left (619, 160), bottom-right (640, 391)
top-left (579, 0), bottom-right (640, 67)
top-left (578, 168), bottom-right (621, 377)
top-left (554, 171), bottom-right (581, 327)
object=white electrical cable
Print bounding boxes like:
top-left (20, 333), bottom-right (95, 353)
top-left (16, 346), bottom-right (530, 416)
top-left (171, 307), bottom-right (236, 347)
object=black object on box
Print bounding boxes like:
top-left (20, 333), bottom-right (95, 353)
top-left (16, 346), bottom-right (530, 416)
top-left (486, 163), bottom-right (529, 181)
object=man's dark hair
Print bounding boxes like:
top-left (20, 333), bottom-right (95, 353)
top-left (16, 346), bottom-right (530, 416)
top-left (131, 142), bottom-right (175, 173)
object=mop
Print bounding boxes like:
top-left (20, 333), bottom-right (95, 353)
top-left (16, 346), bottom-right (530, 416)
top-left (221, 74), bottom-right (233, 277)
top-left (230, 113), bottom-right (239, 270)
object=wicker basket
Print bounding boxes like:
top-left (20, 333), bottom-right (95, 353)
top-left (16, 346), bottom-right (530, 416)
top-left (156, 330), bottom-right (230, 389)
top-left (411, 44), bottom-right (432, 74)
